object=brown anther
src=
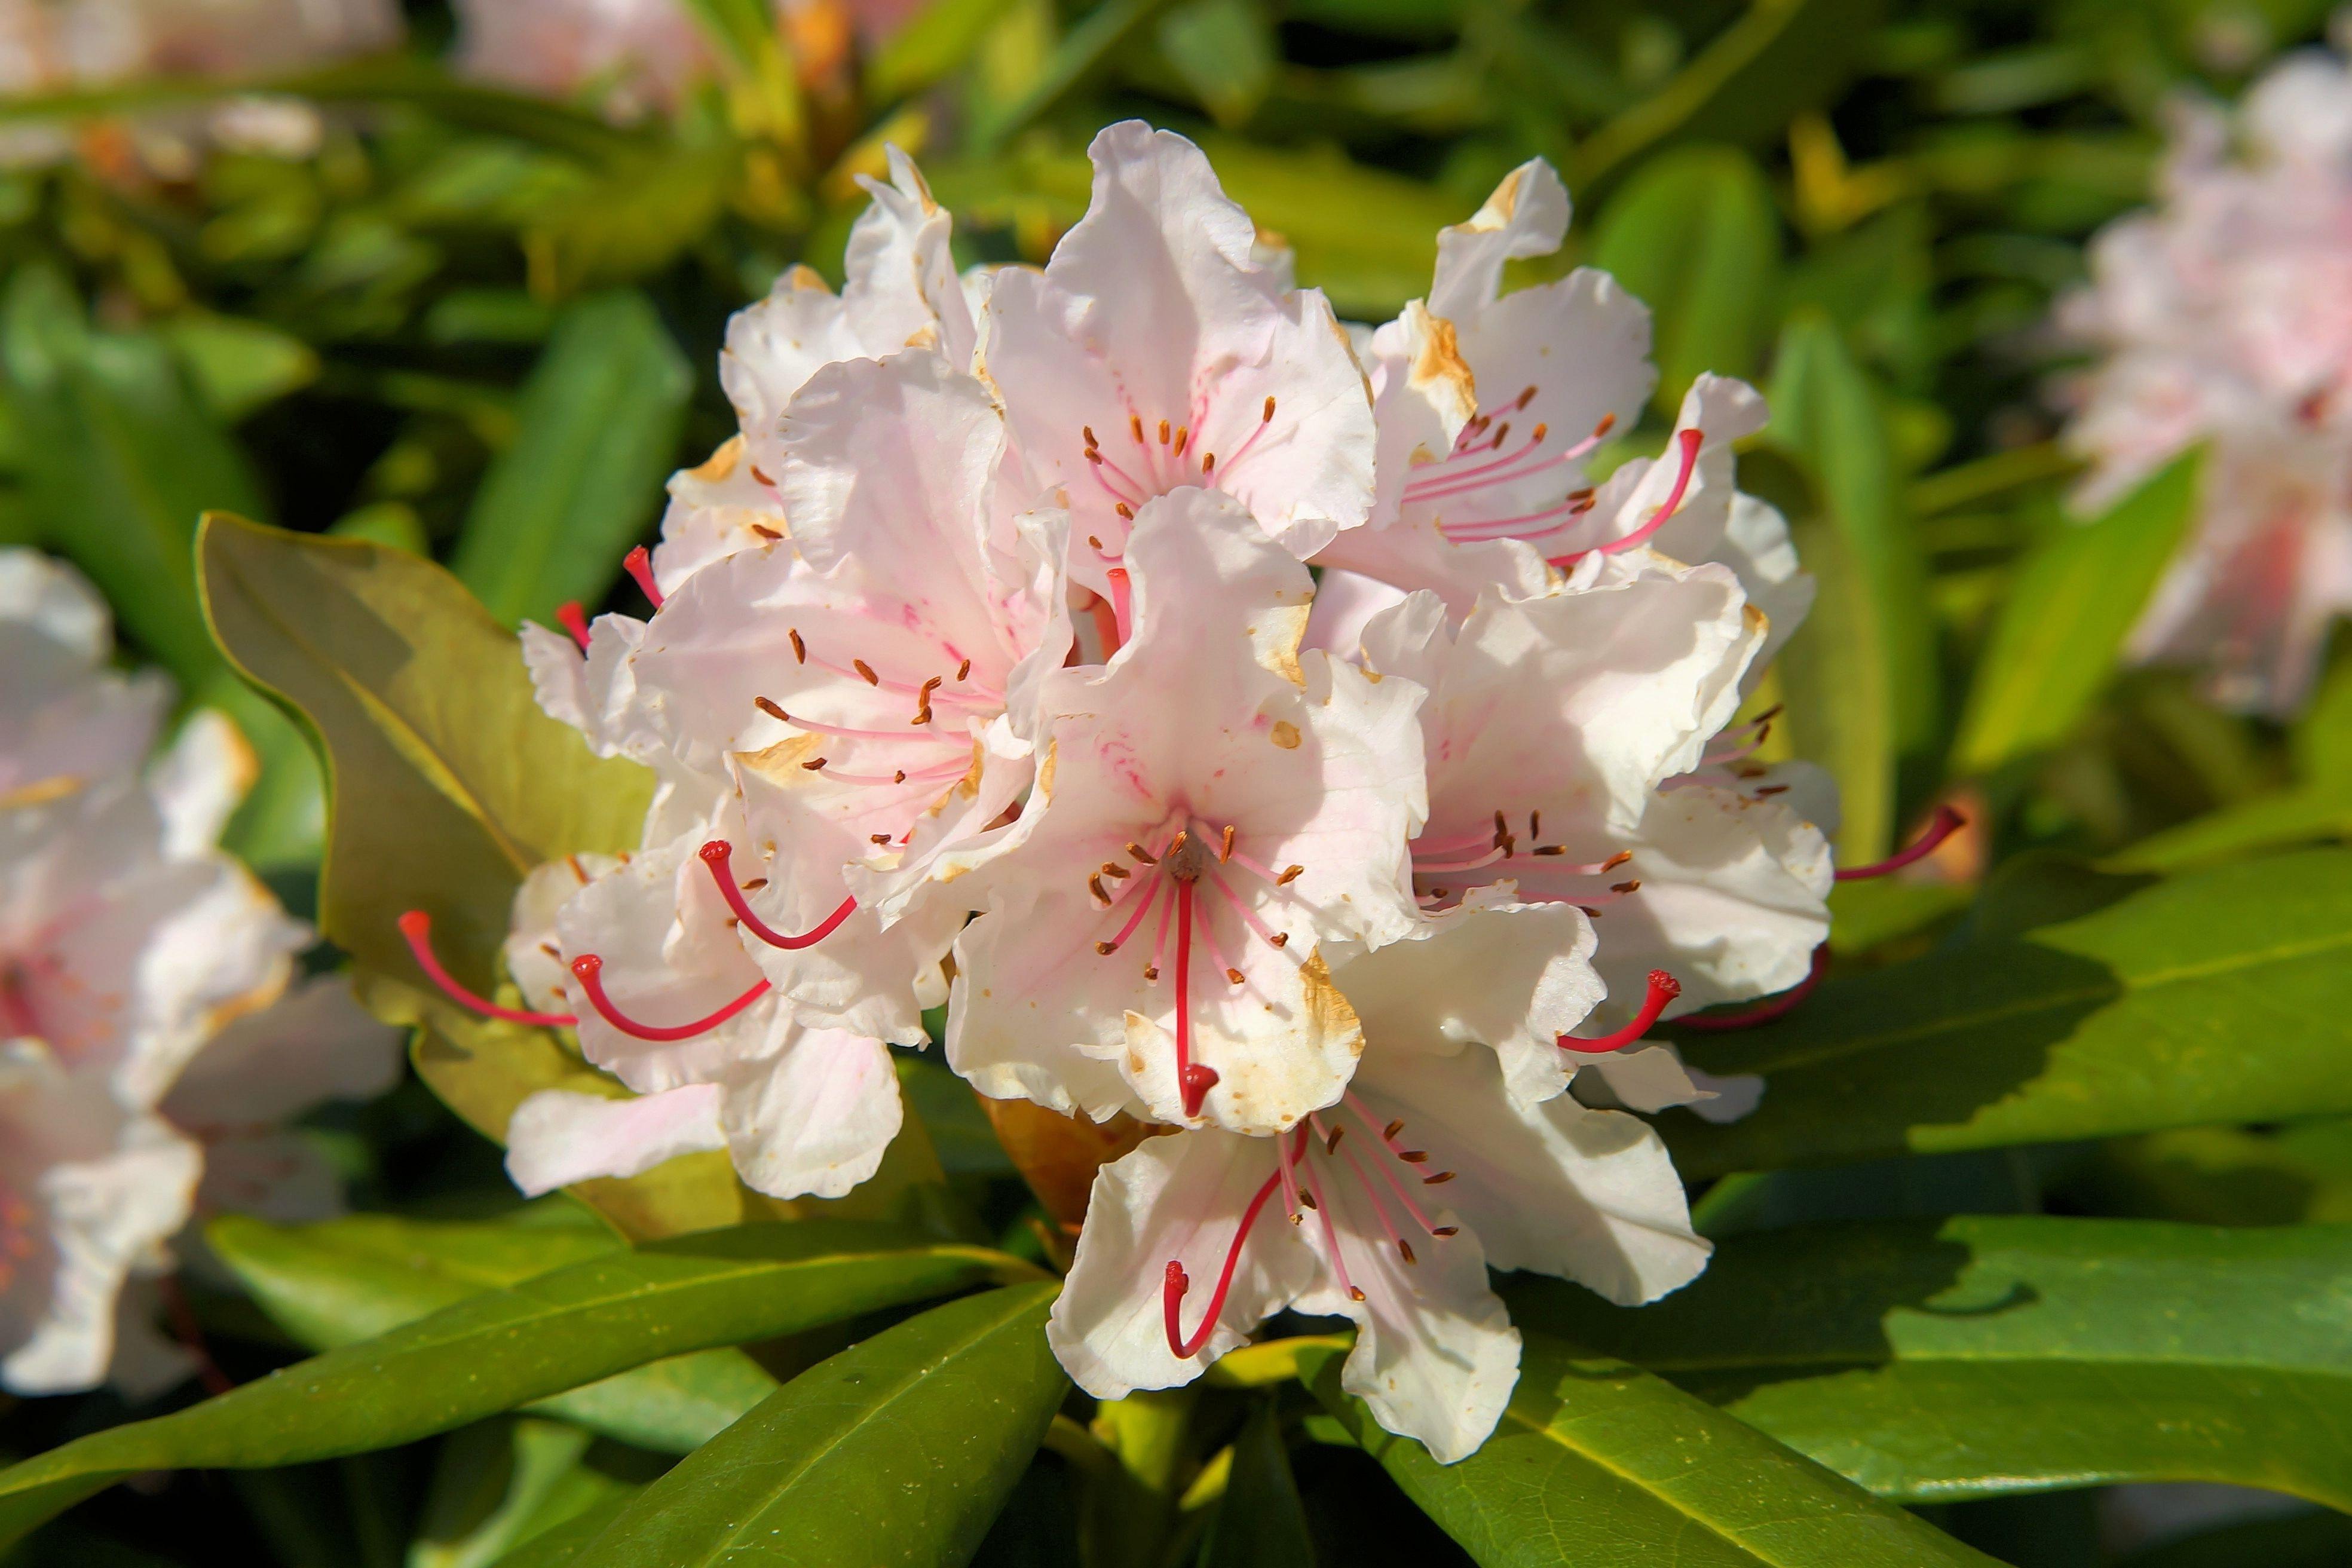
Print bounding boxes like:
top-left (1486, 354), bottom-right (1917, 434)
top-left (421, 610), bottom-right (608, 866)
top-left (1219, 825), bottom-right (1235, 862)
top-left (871, 834), bottom-right (892, 844)
top-left (1754, 784), bottom-right (1790, 797)
top-left (1428, 885), bottom-right (1447, 898)
top-left (1172, 425), bottom-right (1189, 456)
top-left (1224, 967), bottom-right (1245, 985)
top-left (1493, 808), bottom-right (1509, 844)
top-left (1261, 396), bottom-right (1276, 423)
top-left (1276, 864), bottom-right (1303, 885)
top-left (1298, 1190), bottom-right (1318, 1211)
top-left (1567, 487), bottom-right (1595, 503)
top-left (1201, 452), bottom-right (1215, 474)
top-left (1432, 1225), bottom-right (1459, 1237)
top-left (1348, 1287), bottom-right (1366, 1302)
top-left (1125, 842), bottom-right (1157, 866)
top-left (913, 676), bottom-right (942, 724)
top-left (1602, 850), bottom-right (1634, 872)
top-left (1534, 845), bottom-right (1566, 857)
top-left (1398, 1150), bottom-right (1431, 1164)
top-left (1095, 941), bottom-right (1117, 955)
top-left (1083, 425), bottom-right (1098, 449)
top-left (1530, 422), bottom-right (1548, 443)
top-left (1270, 932), bottom-right (1290, 948)
top-left (1325, 1125), bottom-right (1345, 1154)
top-left (751, 523), bottom-right (783, 541)
top-left (1130, 415), bottom-right (1144, 443)
top-left (1612, 880), bottom-right (1642, 895)
top-left (751, 464), bottom-right (775, 485)
top-left (1467, 414), bottom-right (1490, 435)
top-left (892, 770), bottom-right (908, 783)
top-left (1157, 419), bottom-right (1171, 446)
top-left (1101, 861), bottom-right (1131, 880)
top-left (850, 659), bottom-right (879, 685)
top-left (1529, 810), bottom-right (1542, 836)
top-left (1579, 905), bottom-right (1604, 917)
top-left (539, 941), bottom-right (561, 959)
top-left (1115, 503), bottom-right (1134, 519)
top-left (1089, 874), bottom-right (1110, 905)
top-left (1143, 963), bottom-right (1160, 981)
top-left (803, 757), bottom-right (828, 771)
top-left (1398, 1239), bottom-right (1417, 1265)
top-left (1088, 535), bottom-right (1103, 549)
top-left (757, 696), bottom-right (790, 723)
top-left (1086, 449), bottom-right (1105, 466)
top-left (786, 629), bottom-right (805, 664)
top-left (741, 877), bottom-right (768, 891)
top-left (566, 853), bottom-right (589, 883)
top-left (1516, 384), bottom-right (1538, 409)
top-left (1423, 1171), bottom-right (1457, 1186)
top-left (956, 659), bottom-right (972, 681)
top-left (1491, 421), bottom-right (1511, 449)
top-left (1593, 413), bottom-right (1616, 438)
top-left (1383, 1119), bottom-right (1405, 1140)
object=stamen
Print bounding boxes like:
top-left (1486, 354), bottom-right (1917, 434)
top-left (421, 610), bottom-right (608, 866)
top-left (957, 659), bottom-right (972, 681)
top-left (1276, 865), bottom-right (1303, 885)
top-left (1095, 878), bottom-right (1164, 956)
top-left (568, 956), bottom-right (770, 1042)
top-left (1173, 425), bottom-right (1189, 457)
top-left (1835, 806), bottom-right (1964, 881)
top-left (1549, 427), bottom-right (1705, 568)
top-left (1158, 419), bottom-right (1171, 446)
top-left (1558, 969), bottom-right (1682, 1054)
top-left (1298, 1154), bottom-right (1364, 1302)
top-left (852, 659), bottom-right (880, 686)
top-left (1219, 825), bottom-right (1235, 863)
top-left (914, 676), bottom-right (942, 725)
top-left (1127, 841), bottom-right (1159, 865)
top-left (1162, 1154), bottom-right (1287, 1357)
top-left (623, 547), bottom-right (663, 608)
top-left (556, 602), bottom-right (591, 653)
top-left (698, 843), bottom-right (858, 950)
top-left (788, 628), bottom-right (806, 664)
top-left (396, 912), bottom-right (576, 1027)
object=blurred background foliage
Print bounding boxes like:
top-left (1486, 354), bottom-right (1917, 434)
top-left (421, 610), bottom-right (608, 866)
top-left (6, 0), bottom-right (2352, 1563)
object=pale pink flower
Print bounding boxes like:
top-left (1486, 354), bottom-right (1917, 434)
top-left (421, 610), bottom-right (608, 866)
top-left (452, 0), bottom-right (713, 120)
top-left (2061, 39), bottom-right (2352, 713)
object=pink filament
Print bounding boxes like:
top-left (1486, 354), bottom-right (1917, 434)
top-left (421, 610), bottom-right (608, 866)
top-left (396, 911), bottom-right (577, 1028)
top-left (1558, 969), bottom-right (1682, 1054)
top-left (1835, 806), bottom-right (1965, 881)
top-left (568, 955), bottom-right (769, 1042)
top-left (1549, 428), bottom-right (1705, 568)
top-left (697, 842), bottom-right (858, 951)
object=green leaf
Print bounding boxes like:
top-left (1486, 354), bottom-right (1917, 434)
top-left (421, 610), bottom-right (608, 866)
top-left (197, 513), bottom-right (650, 986)
top-left (1509, 1217), bottom-right (2352, 1508)
top-left (207, 1210), bottom-right (779, 1453)
top-left (485, 1493), bottom-right (639, 1568)
top-left (1198, 1401), bottom-right (1315, 1568)
top-left (969, 0), bottom-right (1182, 152)
top-left (1668, 847), bottom-right (2352, 1175)
top-left (2, 265), bottom-right (263, 684)
top-left (1769, 510), bottom-right (1895, 864)
top-left (0, 1224), bottom-right (1031, 1546)
top-left (1157, 0), bottom-right (1279, 128)
top-left (1200, 138), bottom-right (1461, 321)
top-left (865, 0), bottom-right (1017, 102)
top-left (1303, 1331), bottom-right (1993, 1567)
top-left (158, 313), bottom-right (320, 424)
top-left (411, 1418), bottom-right (645, 1568)
top-left (558, 1284), bottom-right (1066, 1566)
top-left (1954, 451), bottom-right (2203, 774)
top-left (449, 292), bottom-right (691, 627)
top-left (1588, 145), bottom-right (1781, 411)
top-left (1766, 310), bottom-right (1938, 847)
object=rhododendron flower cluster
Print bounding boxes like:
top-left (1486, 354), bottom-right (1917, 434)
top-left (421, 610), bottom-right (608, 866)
top-left (0, 551), bottom-right (400, 1398)
top-left (2060, 33), bottom-right (2352, 714)
top-left (415, 124), bottom-right (1874, 1460)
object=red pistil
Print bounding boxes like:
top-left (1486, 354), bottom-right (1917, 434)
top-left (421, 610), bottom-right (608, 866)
top-left (1674, 945), bottom-right (1828, 1032)
top-left (1549, 427), bottom-right (1705, 567)
top-left (1163, 1161), bottom-right (1285, 1359)
top-left (396, 911), bottom-right (577, 1027)
top-left (556, 602), bottom-right (592, 653)
top-left (568, 955), bottom-right (770, 1042)
top-left (623, 546), bottom-right (664, 609)
top-left (1558, 969), bottom-right (1681, 1054)
top-left (1835, 806), bottom-right (1965, 881)
top-left (699, 841), bottom-right (859, 950)
top-left (1173, 880), bottom-right (1220, 1116)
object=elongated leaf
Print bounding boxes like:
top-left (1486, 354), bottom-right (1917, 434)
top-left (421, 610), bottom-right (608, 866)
top-left (1199, 1401), bottom-right (1315, 1568)
top-left (563, 1284), bottom-right (1065, 1566)
top-left (412, 1418), bottom-right (644, 1568)
top-left (0, 1224), bottom-right (1030, 1545)
top-left (451, 292), bottom-right (690, 627)
top-left (1955, 452), bottom-right (2203, 774)
top-left (1668, 847), bottom-right (2352, 1175)
top-left (208, 1211), bottom-right (780, 1454)
top-left (2, 266), bottom-right (261, 683)
top-left (1589, 145), bottom-right (1781, 410)
top-left (1304, 1333), bottom-right (1992, 1567)
top-left (1510, 1217), bottom-right (2352, 1507)
top-left (1202, 137), bottom-right (1460, 321)
top-left (1769, 511), bottom-right (1896, 863)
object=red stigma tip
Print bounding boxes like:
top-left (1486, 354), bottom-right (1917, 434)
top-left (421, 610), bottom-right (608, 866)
top-left (1180, 1063), bottom-right (1220, 1117)
top-left (697, 840), bottom-right (858, 950)
top-left (1559, 969), bottom-right (1682, 1055)
top-left (568, 953), bottom-right (771, 1042)
top-left (1162, 1156), bottom-right (1286, 1358)
top-left (555, 602), bottom-right (592, 653)
top-left (396, 911), bottom-right (577, 1028)
top-left (623, 546), bottom-right (664, 609)
top-left (1835, 806), bottom-right (1966, 881)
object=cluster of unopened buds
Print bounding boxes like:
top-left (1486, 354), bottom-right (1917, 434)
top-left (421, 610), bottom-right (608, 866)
top-left (399, 124), bottom-right (1955, 1460)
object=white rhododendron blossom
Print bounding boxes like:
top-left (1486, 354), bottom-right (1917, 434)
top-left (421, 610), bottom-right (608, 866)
top-left (393, 122), bottom-right (1953, 1463)
top-left (2060, 37), bottom-right (2352, 713)
top-left (0, 551), bottom-right (399, 1396)
top-left (452, 0), bottom-right (715, 120)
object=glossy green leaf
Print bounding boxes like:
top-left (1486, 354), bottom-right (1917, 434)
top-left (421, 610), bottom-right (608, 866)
top-left (1, 265), bottom-right (261, 684)
top-left (1766, 312), bottom-right (1938, 824)
top-left (412, 1418), bottom-right (645, 1568)
top-left (560, 1284), bottom-right (1066, 1566)
top-left (198, 512), bottom-right (650, 988)
top-left (1198, 1401), bottom-right (1315, 1568)
top-left (485, 1493), bottom-right (639, 1568)
top-left (1669, 847), bottom-right (2352, 1175)
top-left (1954, 451), bottom-right (2203, 774)
top-left (450, 292), bottom-right (690, 627)
top-left (1510, 1217), bottom-right (2352, 1507)
top-left (0, 1224), bottom-right (1031, 1546)
top-left (207, 1210), bottom-right (779, 1453)
top-left (1589, 145), bottom-right (1781, 409)
top-left (1303, 1332), bottom-right (1993, 1567)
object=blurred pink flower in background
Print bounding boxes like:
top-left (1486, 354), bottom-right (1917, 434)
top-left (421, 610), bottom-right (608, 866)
top-left (2061, 25), bottom-right (2352, 713)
